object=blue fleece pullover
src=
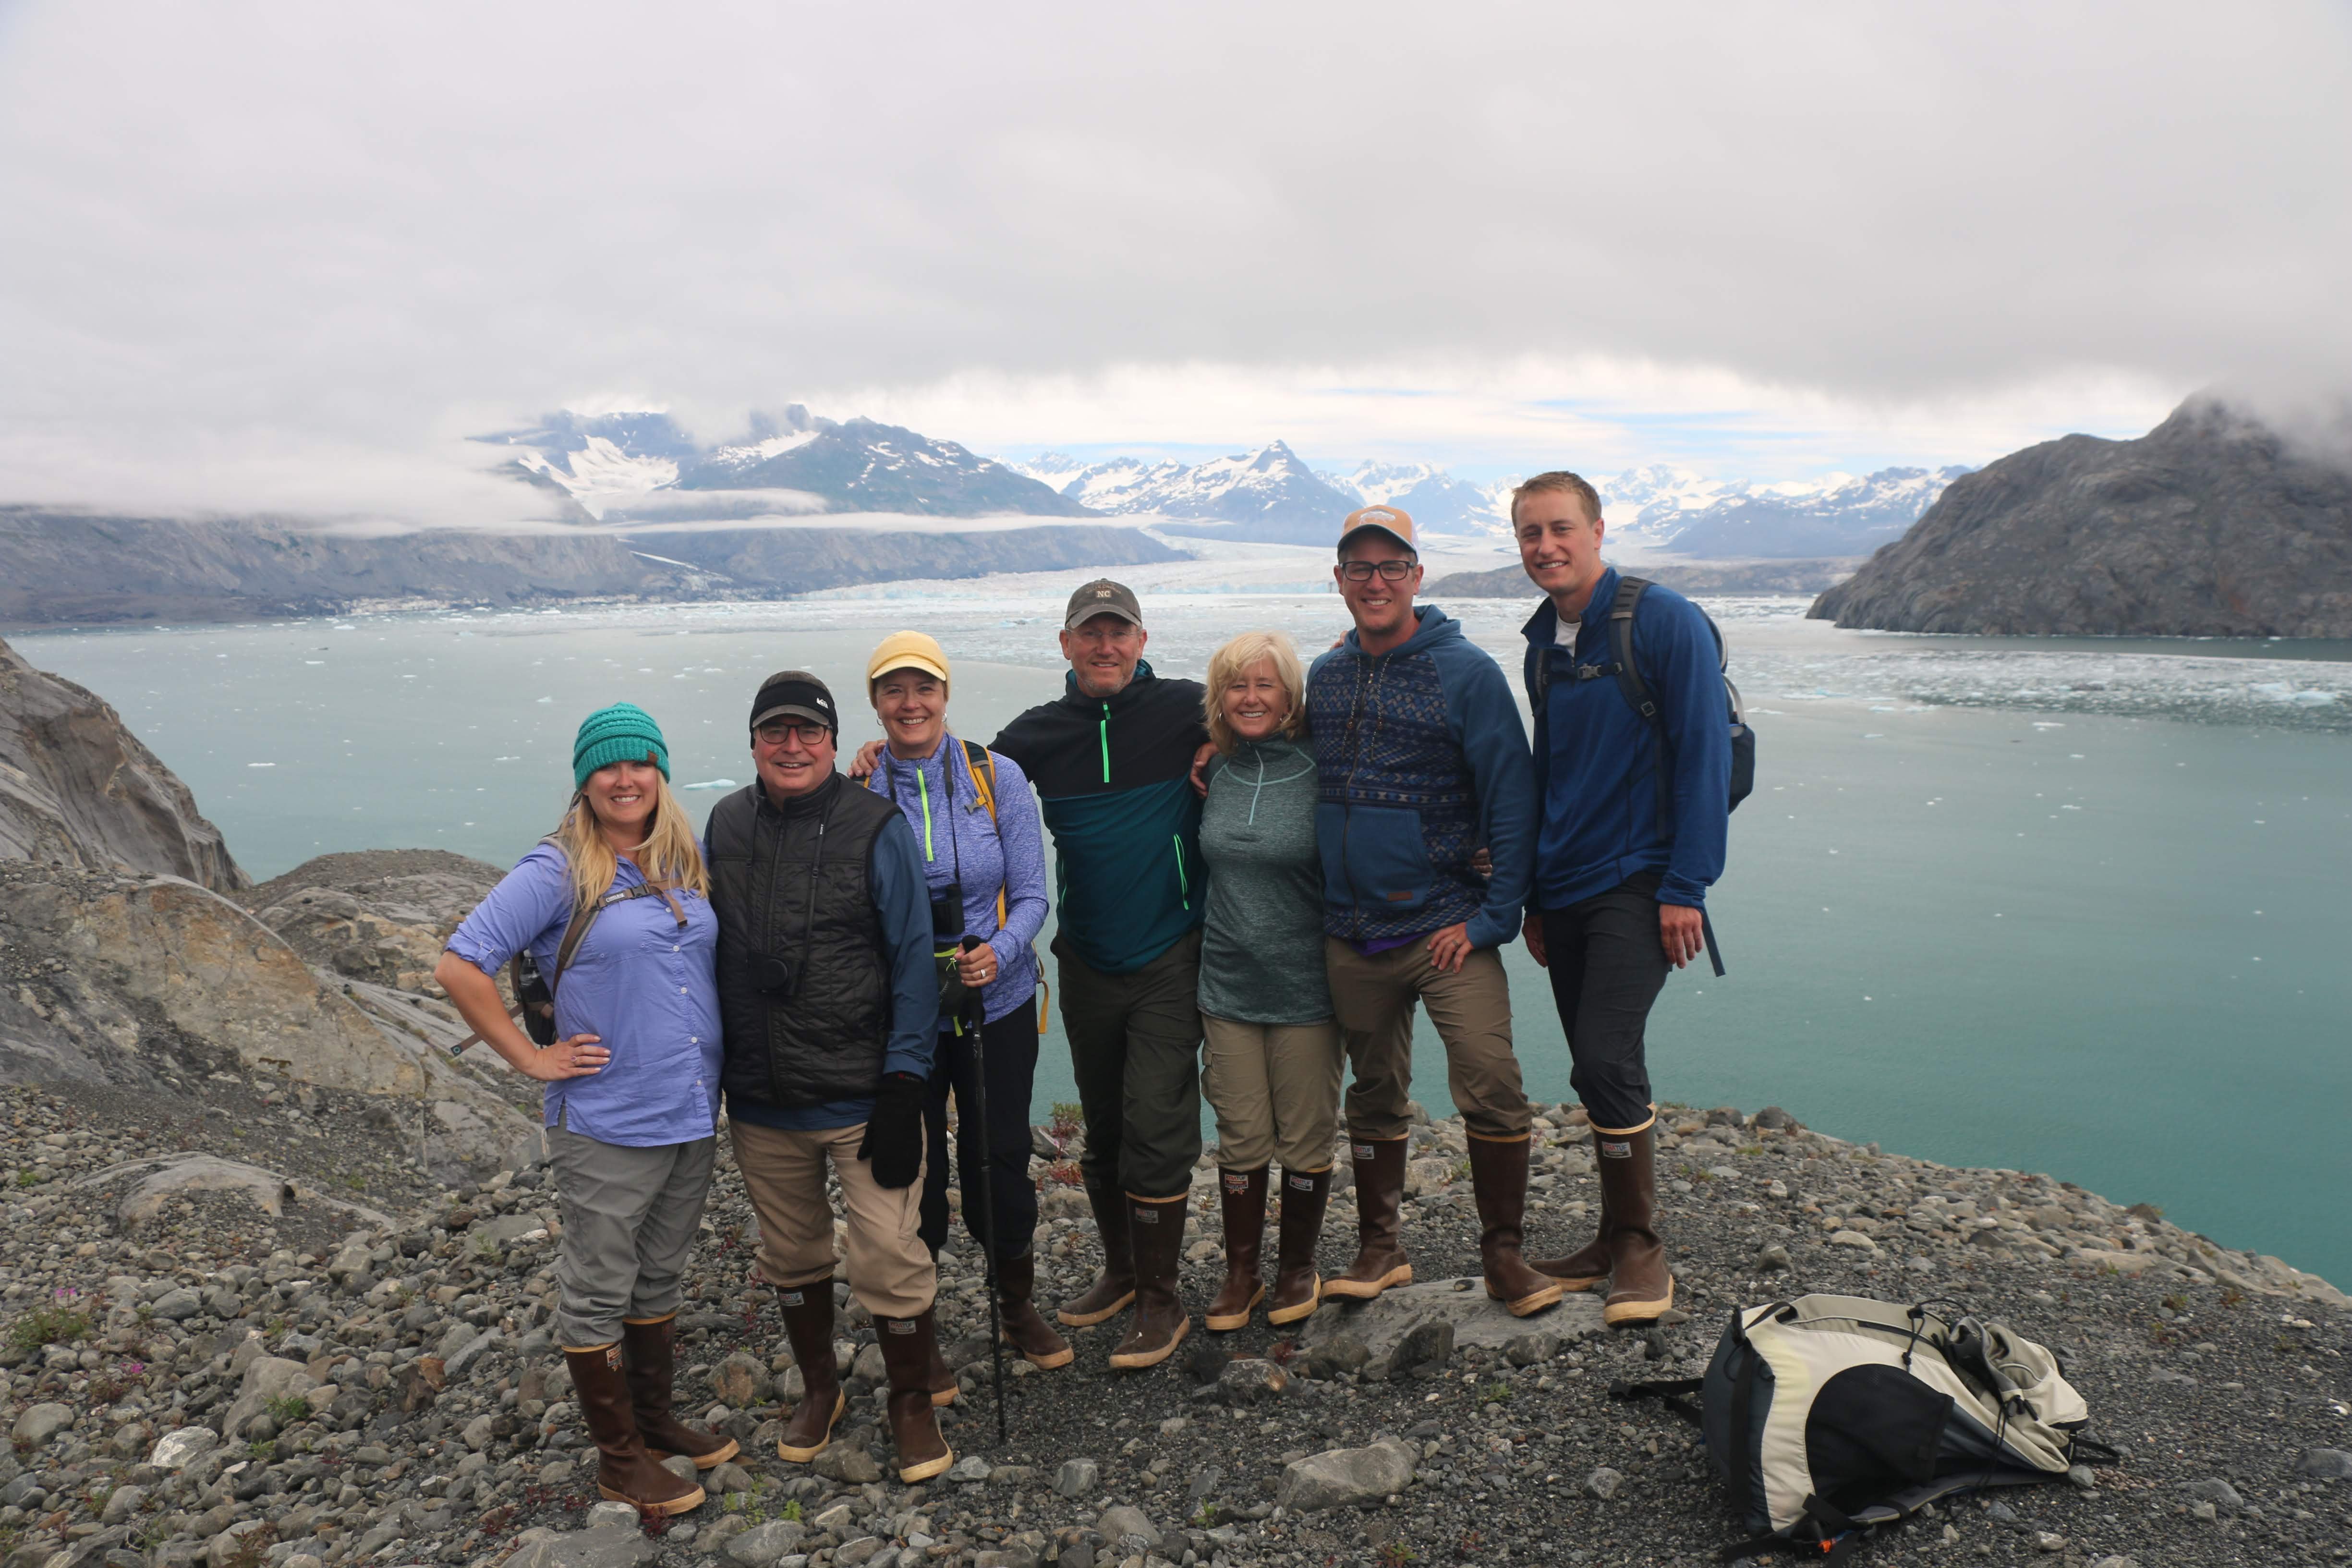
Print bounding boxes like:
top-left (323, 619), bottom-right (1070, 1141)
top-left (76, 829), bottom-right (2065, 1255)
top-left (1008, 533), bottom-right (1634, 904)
top-left (1305, 604), bottom-right (1536, 949)
top-left (1521, 566), bottom-right (1730, 911)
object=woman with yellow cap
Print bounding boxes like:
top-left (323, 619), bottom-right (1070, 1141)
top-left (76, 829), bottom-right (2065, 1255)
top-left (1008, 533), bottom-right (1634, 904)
top-left (862, 631), bottom-right (1070, 1371)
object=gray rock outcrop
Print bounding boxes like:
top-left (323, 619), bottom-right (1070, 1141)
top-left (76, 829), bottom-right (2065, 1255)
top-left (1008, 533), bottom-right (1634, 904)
top-left (1809, 397), bottom-right (2352, 635)
top-left (0, 633), bottom-right (244, 890)
top-left (240, 850), bottom-right (504, 992)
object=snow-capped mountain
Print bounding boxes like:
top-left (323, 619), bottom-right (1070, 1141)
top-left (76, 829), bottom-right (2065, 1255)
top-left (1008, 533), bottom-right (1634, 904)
top-left (1322, 461), bottom-right (1506, 535)
top-left (480, 406), bottom-right (1091, 521)
top-left (1599, 464), bottom-right (1971, 558)
top-left (1016, 442), bottom-right (1359, 545)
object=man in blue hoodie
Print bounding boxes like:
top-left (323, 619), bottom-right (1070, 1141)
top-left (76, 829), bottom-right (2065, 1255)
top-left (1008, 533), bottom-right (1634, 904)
top-left (1513, 471), bottom-right (1730, 1326)
top-left (1308, 506), bottom-right (1561, 1318)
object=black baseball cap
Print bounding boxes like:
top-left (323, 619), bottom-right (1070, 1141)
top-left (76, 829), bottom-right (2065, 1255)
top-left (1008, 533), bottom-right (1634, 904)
top-left (750, 670), bottom-right (838, 733)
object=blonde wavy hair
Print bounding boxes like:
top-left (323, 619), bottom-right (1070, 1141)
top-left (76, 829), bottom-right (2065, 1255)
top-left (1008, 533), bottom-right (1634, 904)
top-left (553, 770), bottom-right (710, 910)
top-left (1204, 630), bottom-right (1309, 754)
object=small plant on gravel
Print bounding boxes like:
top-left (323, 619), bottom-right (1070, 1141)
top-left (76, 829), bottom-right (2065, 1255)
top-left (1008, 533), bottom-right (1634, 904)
top-left (1049, 1102), bottom-right (1084, 1138)
top-left (12, 1170), bottom-right (37, 1188)
top-left (1452, 1528), bottom-right (1484, 1559)
top-left (2220, 1286), bottom-right (2246, 1307)
top-left (247, 1439), bottom-right (277, 1461)
top-left (2160, 1292), bottom-right (2188, 1313)
top-left (1046, 1161), bottom-right (1083, 1187)
top-left (1376, 1541), bottom-right (1418, 1568)
top-left (218, 1523), bottom-right (276, 1568)
top-left (266, 1394), bottom-right (312, 1425)
top-left (780, 1499), bottom-right (802, 1523)
top-left (10, 1298), bottom-right (92, 1351)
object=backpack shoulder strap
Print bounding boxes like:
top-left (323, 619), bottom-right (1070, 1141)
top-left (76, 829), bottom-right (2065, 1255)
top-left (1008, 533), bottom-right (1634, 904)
top-left (1607, 576), bottom-right (1660, 727)
top-left (961, 738), bottom-right (1013, 934)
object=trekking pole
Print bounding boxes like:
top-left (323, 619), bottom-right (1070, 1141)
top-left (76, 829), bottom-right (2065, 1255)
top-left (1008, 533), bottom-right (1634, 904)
top-left (959, 935), bottom-right (1010, 1444)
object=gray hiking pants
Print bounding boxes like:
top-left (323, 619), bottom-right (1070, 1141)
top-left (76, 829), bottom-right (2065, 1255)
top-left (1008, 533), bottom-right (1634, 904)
top-left (547, 1120), bottom-right (717, 1350)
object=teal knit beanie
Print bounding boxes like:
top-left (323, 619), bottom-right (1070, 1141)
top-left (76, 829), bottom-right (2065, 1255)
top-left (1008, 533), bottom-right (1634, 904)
top-left (572, 702), bottom-right (670, 789)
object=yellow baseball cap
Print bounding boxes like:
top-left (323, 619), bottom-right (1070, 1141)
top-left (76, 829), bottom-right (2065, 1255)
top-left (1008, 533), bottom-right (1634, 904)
top-left (1339, 504), bottom-right (1416, 554)
top-left (866, 630), bottom-right (951, 689)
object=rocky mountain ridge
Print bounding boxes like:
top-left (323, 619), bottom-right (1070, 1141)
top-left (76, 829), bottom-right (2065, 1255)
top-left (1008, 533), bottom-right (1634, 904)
top-left (1810, 398), bottom-right (2352, 635)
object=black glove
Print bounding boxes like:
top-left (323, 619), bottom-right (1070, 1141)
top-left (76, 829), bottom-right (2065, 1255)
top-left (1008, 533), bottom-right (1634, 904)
top-left (858, 1071), bottom-right (928, 1190)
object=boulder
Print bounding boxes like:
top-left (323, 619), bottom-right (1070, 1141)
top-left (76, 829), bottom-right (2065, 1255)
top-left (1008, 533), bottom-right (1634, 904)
top-left (10, 1403), bottom-right (73, 1446)
top-left (1094, 1505), bottom-right (1160, 1548)
top-left (1299, 1277), bottom-right (1603, 1376)
top-left (2294, 1447), bottom-right (2352, 1481)
top-left (1275, 1441), bottom-right (1415, 1511)
top-left (77, 1155), bottom-right (394, 1234)
top-left (241, 851), bottom-right (500, 992)
top-left (723, 1521), bottom-right (807, 1568)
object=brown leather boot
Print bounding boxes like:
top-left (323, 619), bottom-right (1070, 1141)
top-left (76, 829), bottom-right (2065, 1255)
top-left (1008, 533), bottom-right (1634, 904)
top-left (997, 1252), bottom-right (1073, 1369)
top-left (1108, 1194), bottom-right (1190, 1369)
top-left (1466, 1135), bottom-right (1565, 1317)
top-left (622, 1316), bottom-right (741, 1468)
top-left (566, 1343), bottom-right (705, 1517)
top-left (1204, 1167), bottom-right (1267, 1332)
top-left (1056, 1170), bottom-right (1137, 1327)
top-left (874, 1311), bottom-right (955, 1483)
top-left (1267, 1165), bottom-right (1330, 1326)
top-left (773, 1281), bottom-right (845, 1464)
top-left (1597, 1124), bottom-right (1673, 1325)
top-left (1323, 1135), bottom-right (1412, 1301)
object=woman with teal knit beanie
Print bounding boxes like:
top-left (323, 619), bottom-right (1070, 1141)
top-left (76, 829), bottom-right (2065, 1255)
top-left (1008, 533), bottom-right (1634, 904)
top-left (435, 702), bottom-right (730, 1518)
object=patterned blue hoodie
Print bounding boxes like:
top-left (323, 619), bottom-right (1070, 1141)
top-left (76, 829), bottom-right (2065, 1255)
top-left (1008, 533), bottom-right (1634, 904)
top-left (1306, 605), bottom-right (1537, 949)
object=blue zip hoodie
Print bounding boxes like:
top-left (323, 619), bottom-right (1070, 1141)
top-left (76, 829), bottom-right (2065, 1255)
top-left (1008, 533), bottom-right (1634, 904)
top-left (1520, 566), bottom-right (1730, 911)
top-left (1306, 605), bottom-right (1536, 949)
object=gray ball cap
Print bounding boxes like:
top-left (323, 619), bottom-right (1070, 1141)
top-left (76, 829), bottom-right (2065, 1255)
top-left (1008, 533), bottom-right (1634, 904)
top-left (1063, 579), bottom-right (1144, 631)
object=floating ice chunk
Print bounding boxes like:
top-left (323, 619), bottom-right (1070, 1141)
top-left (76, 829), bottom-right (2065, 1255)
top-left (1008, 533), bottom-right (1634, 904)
top-left (246, 762), bottom-right (275, 768)
top-left (682, 778), bottom-right (740, 791)
top-left (536, 696), bottom-right (554, 704)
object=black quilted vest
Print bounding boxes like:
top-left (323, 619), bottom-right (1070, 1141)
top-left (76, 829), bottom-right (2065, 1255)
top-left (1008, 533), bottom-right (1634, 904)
top-left (706, 771), bottom-right (897, 1109)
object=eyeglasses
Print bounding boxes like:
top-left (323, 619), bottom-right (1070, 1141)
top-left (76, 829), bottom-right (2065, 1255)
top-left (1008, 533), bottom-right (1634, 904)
top-left (754, 721), bottom-right (832, 748)
top-left (1338, 559), bottom-right (1417, 583)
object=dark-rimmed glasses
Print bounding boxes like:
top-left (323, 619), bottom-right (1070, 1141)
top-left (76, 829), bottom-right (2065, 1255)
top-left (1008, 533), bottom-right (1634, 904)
top-left (1338, 559), bottom-right (1417, 583)
top-left (754, 721), bottom-right (832, 748)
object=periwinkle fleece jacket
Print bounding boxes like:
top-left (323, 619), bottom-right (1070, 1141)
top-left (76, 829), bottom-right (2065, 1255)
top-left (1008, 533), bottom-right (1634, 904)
top-left (987, 659), bottom-right (1209, 975)
top-left (1305, 605), bottom-right (1536, 949)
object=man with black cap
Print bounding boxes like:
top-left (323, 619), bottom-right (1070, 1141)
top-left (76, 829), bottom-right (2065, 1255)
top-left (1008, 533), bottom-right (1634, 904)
top-left (703, 671), bottom-right (952, 1482)
top-left (864, 581), bottom-right (1210, 1369)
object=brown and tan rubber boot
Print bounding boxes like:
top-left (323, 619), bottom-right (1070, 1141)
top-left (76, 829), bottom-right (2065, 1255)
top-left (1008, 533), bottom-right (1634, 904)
top-left (1323, 1135), bottom-right (1412, 1302)
top-left (998, 1252), bottom-right (1074, 1369)
top-left (1204, 1166), bottom-right (1267, 1332)
top-left (1056, 1171), bottom-right (1137, 1327)
top-left (1597, 1123), bottom-right (1673, 1324)
top-left (920, 1306), bottom-right (959, 1408)
top-left (874, 1312), bottom-right (954, 1483)
top-left (622, 1315), bottom-right (740, 1468)
top-left (1267, 1165), bottom-right (1330, 1326)
top-left (1108, 1194), bottom-right (1191, 1369)
top-left (1467, 1134), bottom-right (1566, 1317)
top-left (773, 1282), bottom-right (845, 1464)
top-left (567, 1343), bottom-right (705, 1517)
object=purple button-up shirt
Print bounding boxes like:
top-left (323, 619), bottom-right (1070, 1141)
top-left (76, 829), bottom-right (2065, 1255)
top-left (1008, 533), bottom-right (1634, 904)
top-left (445, 844), bottom-right (722, 1148)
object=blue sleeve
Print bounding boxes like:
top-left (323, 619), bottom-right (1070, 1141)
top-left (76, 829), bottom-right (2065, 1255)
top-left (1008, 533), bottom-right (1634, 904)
top-left (1436, 646), bottom-right (1537, 948)
top-left (984, 752), bottom-right (1050, 972)
top-left (870, 813), bottom-right (941, 1078)
top-left (1650, 597), bottom-right (1731, 908)
top-left (444, 845), bottom-right (570, 975)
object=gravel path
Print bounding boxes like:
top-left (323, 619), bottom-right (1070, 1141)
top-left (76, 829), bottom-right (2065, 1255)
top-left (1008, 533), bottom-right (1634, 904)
top-left (3, 1086), bottom-right (2347, 1568)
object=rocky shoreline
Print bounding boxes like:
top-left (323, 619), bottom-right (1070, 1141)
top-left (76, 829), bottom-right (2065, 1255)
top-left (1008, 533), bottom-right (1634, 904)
top-left (4, 1069), bottom-right (2347, 1568)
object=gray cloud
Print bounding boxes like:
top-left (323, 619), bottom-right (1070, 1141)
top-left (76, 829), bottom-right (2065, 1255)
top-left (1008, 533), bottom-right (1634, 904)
top-left (2, 0), bottom-right (2346, 515)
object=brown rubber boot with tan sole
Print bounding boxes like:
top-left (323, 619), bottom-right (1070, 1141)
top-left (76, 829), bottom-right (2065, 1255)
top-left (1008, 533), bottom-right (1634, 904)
top-left (875, 1312), bottom-right (954, 1483)
top-left (1323, 1135), bottom-right (1412, 1302)
top-left (1056, 1170), bottom-right (1137, 1327)
top-left (1108, 1194), bottom-right (1191, 1369)
top-left (997, 1251), bottom-right (1074, 1369)
top-left (1204, 1166), bottom-right (1267, 1332)
top-left (1596, 1124), bottom-right (1674, 1325)
top-left (773, 1282), bottom-right (844, 1464)
top-left (1267, 1165), bottom-right (1330, 1326)
top-left (1466, 1134), bottom-right (1565, 1317)
top-left (567, 1343), bottom-right (705, 1517)
top-left (622, 1316), bottom-right (741, 1469)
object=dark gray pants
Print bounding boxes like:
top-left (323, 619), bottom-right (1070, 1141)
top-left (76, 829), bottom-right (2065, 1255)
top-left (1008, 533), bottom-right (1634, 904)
top-left (1055, 928), bottom-right (1203, 1201)
top-left (1539, 872), bottom-right (1673, 1134)
top-left (547, 1123), bottom-right (716, 1349)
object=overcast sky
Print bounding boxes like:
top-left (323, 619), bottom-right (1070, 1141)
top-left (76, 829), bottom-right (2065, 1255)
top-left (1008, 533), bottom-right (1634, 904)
top-left (3, 1), bottom-right (2347, 519)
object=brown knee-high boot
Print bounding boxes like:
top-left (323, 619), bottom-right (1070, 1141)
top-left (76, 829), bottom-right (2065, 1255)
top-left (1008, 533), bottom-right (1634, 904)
top-left (1267, 1166), bottom-right (1330, 1326)
top-left (622, 1316), bottom-right (740, 1468)
top-left (1056, 1170), bottom-right (1137, 1327)
top-left (566, 1342), bottom-right (704, 1516)
top-left (1466, 1135), bottom-right (1565, 1318)
top-left (997, 1251), bottom-right (1074, 1369)
top-left (1597, 1124), bottom-right (1673, 1325)
top-left (773, 1282), bottom-right (844, 1464)
top-left (1108, 1194), bottom-right (1190, 1369)
top-left (1323, 1135), bottom-right (1412, 1301)
top-left (874, 1311), bottom-right (954, 1483)
top-left (1204, 1167), bottom-right (1267, 1332)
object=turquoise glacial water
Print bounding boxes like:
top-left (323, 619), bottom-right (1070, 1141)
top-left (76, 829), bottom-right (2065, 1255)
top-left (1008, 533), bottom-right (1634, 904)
top-left (14, 591), bottom-right (2350, 1285)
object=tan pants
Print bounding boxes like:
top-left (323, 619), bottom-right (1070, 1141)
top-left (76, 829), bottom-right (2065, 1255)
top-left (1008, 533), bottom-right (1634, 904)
top-left (1325, 936), bottom-right (1530, 1143)
top-left (729, 1119), bottom-right (935, 1320)
top-left (1201, 1014), bottom-right (1345, 1173)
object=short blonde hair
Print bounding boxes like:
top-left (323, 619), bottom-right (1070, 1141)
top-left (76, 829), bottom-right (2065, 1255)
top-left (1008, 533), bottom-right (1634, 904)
top-left (1511, 470), bottom-right (1602, 526)
top-left (1204, 630), bottom-right (1309, 754)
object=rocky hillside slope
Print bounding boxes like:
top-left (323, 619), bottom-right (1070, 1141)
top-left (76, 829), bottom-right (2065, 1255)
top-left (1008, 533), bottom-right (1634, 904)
top-left (1810, 398), bottom-right (2352, 635)
top-left (0, 633), bottom-right (243, 890)
top-left (0, 511), bottom-right (1179, 628)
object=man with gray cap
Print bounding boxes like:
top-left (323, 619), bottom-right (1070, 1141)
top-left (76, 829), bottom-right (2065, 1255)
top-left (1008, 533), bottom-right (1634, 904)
top-left (703, 670), bottom-right (953, 1482)
top-left (979, 581), bottom-right (1212, 1370)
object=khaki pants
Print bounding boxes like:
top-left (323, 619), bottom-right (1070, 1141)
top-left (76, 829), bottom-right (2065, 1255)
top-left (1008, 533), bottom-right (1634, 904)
top-left (1325, 936), bottom-right (1530, 1143)
top-left (1201, 1015), bottom-right (1344, 1173)
top-left (729, 1119), bottom-right (935, 1320)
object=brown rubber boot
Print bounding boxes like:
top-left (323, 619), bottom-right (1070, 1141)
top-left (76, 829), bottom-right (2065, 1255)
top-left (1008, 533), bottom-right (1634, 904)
top-left (998, 1252), bottom-right (1074, 1369)
top-left (874, 1312), bottom-right (954, 1483)
top-left (1204, 1167), bottom-right (1267, 1332)
top-left (1108, 1194), bottom-right (1191, 1369)
top-left (1267, 1165), bottom-right (1330, 1325)
top-left (1056, 1171), bottom-right (1137, 1327)
top-left (773, 1282), bottom-right (845, 1464)
top-left (566, 1343), bottom-right (705, 1517)
top-left (1598, 1124), bottom-right (1674, 1325)
top-left (1323, 1135), bottom-right (1412, 1301)
top-left (921, 1306), bottom-right (959, 1409)
top-left (1529, 1144), bottom-right (1613, 1290)
top-left (1466, 1135), bottom-right (1566, 1317)
top-left (622, 1316), bottom-right (741, 1468)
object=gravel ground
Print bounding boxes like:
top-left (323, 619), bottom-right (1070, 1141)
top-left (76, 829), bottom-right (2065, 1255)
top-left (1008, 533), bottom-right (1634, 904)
top-left (4, 1085), bottom-right (2348, 1568)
